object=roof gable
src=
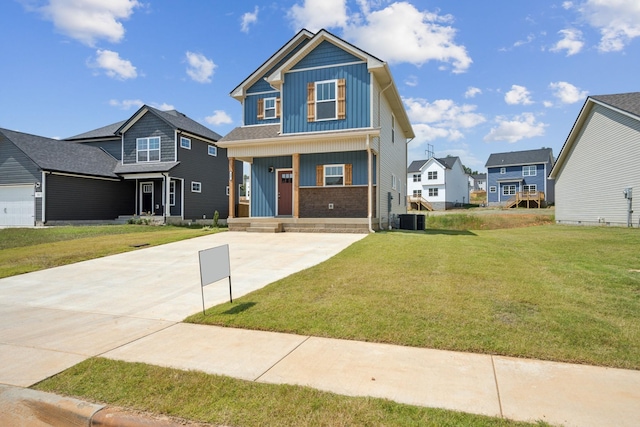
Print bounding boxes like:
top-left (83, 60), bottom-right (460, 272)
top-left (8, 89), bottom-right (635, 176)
top-left (0, 128), bottom-right (118, 178)
top-left (231, 29), bottom-right (314, 101)
top-left (485, 148), bottom-right (553, 168)
top-left (65, 120), bottom-right (126, 141)
top-left (550, 92), bottom-right (640, 179)
top-left (117, 106), bottom-right (221, 142)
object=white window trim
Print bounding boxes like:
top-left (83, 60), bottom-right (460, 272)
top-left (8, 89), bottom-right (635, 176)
top-left (191, 181), bottom-right (201, 193)
top-left (413, 189), bottom-right (422, 197)
top-left (502, 184), bottom-right (517, 196)
top-left (427, 171), bottom-right (438, 180)
top-left (208, 145), bottom-right (217, 156)
top-left (180, 136), bottom-right (191, 150)
top-left (264, 97), bottom-right (276, 119)
top-left (169, 181), bottom-right (176, 206)
top-left (315, 79), bottom-right (338, 121)
top-left (324, 164), bottom-right (345, 186)
top-left (412, 174), bottom-right (421, 182)
top-left (392, 174), bottom-right (397, 190)
top-left (500, 167), bottom-right (506, 174)
top-left (522, 165), bottom-right (537, 176)
top-left (136, 137), bottom-right (161, 163)
top-left (489, 186), bottom-right (497, 193)
top-left (391, 114), bottom-right (396, 144)
top-left (523, 184), bottom-right (537, 193)
top-left (428, 188), bottom-right (438, 197)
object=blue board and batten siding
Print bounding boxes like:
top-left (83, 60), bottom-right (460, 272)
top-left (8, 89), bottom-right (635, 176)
top-left (122, 113), bottom-right (175, 163)
top-left (487, 164), bottom-right (547, 203)
top-left (250, 152), bottom-right (375, 217)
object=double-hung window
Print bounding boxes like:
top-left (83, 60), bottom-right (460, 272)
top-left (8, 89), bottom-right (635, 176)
top-left (264, 98), bottom-right (276, 119)
top-left (522, 165), bottom-right (537, 176)
top-left (503, 185), bottom-right (516, 196)
top-left (427, 171), bottom-right (437, 180)
top-left (413, 189), bottom-right (422, 197)
top-left (315, 80), bottom-right (337, 120)
top-left (413, 174), bottom-right (421, 182)
top-left (137, 137), bottom-right (160, 162)
top-left (169, 181), bottom-right (175, 206)
top-left (523, 184), bottom-right (537, 194)
top-left (324, 165), bottom-right (344, 186)
top-left (428, 188), bottom-right (438, 197)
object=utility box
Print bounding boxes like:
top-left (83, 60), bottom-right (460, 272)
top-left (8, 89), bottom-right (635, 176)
top-left (416, 214), bottom-right (425, 230)
top-left (399, 214), bottom-right (417, 230)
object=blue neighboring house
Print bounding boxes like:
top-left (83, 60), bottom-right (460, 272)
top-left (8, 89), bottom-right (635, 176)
top-left (485, 148), bottom-right (555, 208)
top-left (218, 29), bottom-right (415, 232)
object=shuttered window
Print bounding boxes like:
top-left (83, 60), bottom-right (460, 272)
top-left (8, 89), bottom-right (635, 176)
top-left (308, 79), bottom-right (346, 122)
top-left (257, 97), bottom-right (280, 120)
top-left (316, 164), bottom-right (352, 186)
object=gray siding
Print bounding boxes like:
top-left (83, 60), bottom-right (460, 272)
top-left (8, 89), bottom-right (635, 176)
top-left (122, 113), bottom-right (175, 164)
top-left (45, 174), bottom-right (135, 221)
top-left (555, 104), bottom-right (640, 226)
top-left (0, 136), bottom-right (40, 184)
top-left (174, 138), bottom-right (232, 219)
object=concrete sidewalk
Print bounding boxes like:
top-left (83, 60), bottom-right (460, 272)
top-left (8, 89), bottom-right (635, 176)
top-left (101, 323), bottom-right (640, 427)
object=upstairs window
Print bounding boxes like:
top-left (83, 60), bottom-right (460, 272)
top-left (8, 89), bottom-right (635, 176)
top-left (264, 98), bottom-right (276, 119)
top-left (500, 167), bottom-right (506, 174)
top-left (307, 79), bottom-right (346, 122)
top-left (257, 96), bottom-right (280, 120)
top-left (180, 137), bottom-right (191, 149)
top-left (413, 174), bottom-right (421, 182)
top-left (427, 171), bottom-right (438, 180)
top-left (208, 145), bottom-right (217, 156)
top-left (137, 137), bottom-right (160, 162)
top-left (392, 174), bottom-right (397, 190)
top-left (391, 114), bottom-right (395, 143)
top-left (191, 181), bottom-right (201, 193)
top-left (523, 165), bottom-right (537, 176)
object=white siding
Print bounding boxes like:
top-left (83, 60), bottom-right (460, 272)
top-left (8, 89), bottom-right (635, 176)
top-left (555, 104), bottom-right (640, 226)
top-left (373, 77), bottom-right (407, 227)
top-left (445, 160), bottom-right (471, 205)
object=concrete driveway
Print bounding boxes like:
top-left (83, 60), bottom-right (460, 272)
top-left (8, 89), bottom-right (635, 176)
top-left (0, 231), bottom-right (365, 387)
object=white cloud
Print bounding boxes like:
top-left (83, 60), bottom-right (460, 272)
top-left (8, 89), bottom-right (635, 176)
top-left (404, 75), bottom-right (418, 87)
top-left (185, 51), bottom-right (216, 83)
top-left (342, 2), bottom-right (472, 73)
top-left (464, 86), bottom-right (482, 98)
top-left (514, 33), bottom-right (535, 47)
top-left (550, 28), bottom-right (584, 56)
top-left (549, 81), bottom-right (588, 104)
top-left (91, 49), bottom-right (137, 79)
top-left (484, 113), bottom-right (547, 143)
top-left (109, 99), bottom-right (143, 109)
top-left (504, 85), bottom-right (533, 105)
top-left (241, 6), bottom-right (259, 33)
top-left (543, 100), bottom-right (554, 108)
top-left (579, 0), bottom-right (640, 52)
top-left (151, 102), bottom-right (175, 111)
top-left (35, 0), bottom-right (139, 46)
top-left (287, 0), bottom-right (348, 32)
top-left (562, 1), bottom-right (574, 10)
top-left (205, 110), bottom-right (233, 126)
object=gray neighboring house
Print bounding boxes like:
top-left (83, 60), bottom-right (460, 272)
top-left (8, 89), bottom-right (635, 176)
top-left (67, 105), bottom-right (242, 223)
top-left (550, 92), bottom-right (640, 226)
top-left (0, 128), bottom-right (134, 226)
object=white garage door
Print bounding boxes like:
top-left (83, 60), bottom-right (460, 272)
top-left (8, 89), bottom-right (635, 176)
top-left (0, 185), bottom-right (35, 226)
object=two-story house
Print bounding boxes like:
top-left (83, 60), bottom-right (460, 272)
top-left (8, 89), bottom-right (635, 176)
top-left (217, 29), bottom-right (414, 232)
top-left (407, 156), bottom-right (469, 210)
top-left (485, 148), bottom-right (555, 208)
top-left (67, 105), bottom-right (241, 223)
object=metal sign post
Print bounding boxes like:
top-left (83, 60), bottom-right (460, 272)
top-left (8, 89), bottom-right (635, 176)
top-left (198, 244), bottom-right (232, 315)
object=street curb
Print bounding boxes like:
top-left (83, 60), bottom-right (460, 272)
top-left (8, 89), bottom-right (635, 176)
top-left (0, 385), bottom-right (184, 427)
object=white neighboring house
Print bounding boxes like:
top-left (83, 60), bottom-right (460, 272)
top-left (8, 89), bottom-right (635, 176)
top-left (470, 173), bottom-right (487, 191)
top-left (550, 92), bottom-right (640, 227)
top-left (407, 156), bottom-right (469, 210)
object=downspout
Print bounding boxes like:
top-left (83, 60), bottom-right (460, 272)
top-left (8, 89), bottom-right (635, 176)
top-left (366, 134), bottom-right (374, 233)
top-left (162, 173), bottom-right (168, 225)
top-left (41, 171), bottom-right (47, 224)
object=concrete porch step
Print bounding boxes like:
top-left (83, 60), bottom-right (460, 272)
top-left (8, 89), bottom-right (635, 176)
top-left (246, 223), bottom-right (284, 233)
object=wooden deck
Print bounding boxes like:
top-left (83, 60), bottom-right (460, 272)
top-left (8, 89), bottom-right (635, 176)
top-left (407, 196), bottom-right (434, 211)
top-left (504, 191), bottom-right (546, 209)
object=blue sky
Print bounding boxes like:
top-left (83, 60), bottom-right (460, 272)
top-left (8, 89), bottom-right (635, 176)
top-left (1, 0), bottom-right (639, 171)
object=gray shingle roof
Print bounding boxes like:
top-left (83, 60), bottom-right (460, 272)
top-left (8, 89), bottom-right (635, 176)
top-left (1, 128), bottom-right (119, 178)
top-left (472, 173), bottom-right (486, 180)
top-left (114, 162), bottom-right (179, 174)
top-left (408, 157), bottom-right (458, 172)
top-left (485, 148), bottom-right (554, 168)
top-left (65, 120), bottom-right (126, 141)
top-left (218, 124), bottom-right (281, 143)
top-left (591, 92), bottom-right (640, 118)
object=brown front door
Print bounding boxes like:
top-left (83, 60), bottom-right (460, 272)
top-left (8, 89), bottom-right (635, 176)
top-left (277, 170), bottom-right (293, 216)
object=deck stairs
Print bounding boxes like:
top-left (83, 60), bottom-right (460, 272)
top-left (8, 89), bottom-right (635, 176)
top-left (407, 196), bottom-right (434, 211)
top-left (504, 191), bottom-right (546, 209)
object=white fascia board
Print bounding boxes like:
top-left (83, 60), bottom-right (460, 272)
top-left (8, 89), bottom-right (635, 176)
top-left (216, 128), bottom-right (380, 148)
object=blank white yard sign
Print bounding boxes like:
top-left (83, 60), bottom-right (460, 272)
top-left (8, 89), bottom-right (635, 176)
top-left (198, 244), bottom-right (232, 313)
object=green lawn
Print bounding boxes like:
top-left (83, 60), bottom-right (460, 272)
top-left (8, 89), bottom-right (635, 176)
top-left (35, 358), bottom-right (547, 427)
top-left (0, 225), bottom-right (221, 278)
top-left (187, 225), bottom-right (640, 369)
